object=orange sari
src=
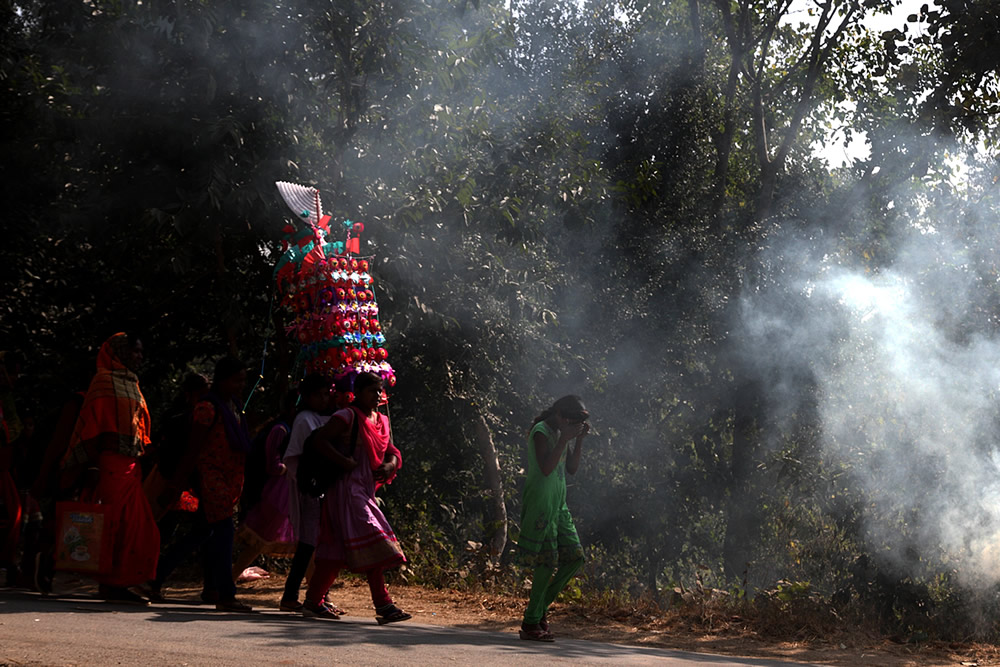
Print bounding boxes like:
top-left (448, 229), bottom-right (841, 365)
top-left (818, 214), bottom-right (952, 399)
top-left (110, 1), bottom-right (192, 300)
top-left (63, 333), bottom-right (151, 469)
top-left (62, 333), bottom-right (159, 586)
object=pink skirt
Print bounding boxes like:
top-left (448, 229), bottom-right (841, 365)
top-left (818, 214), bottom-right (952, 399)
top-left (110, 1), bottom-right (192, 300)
top-left (316, 457), bottom-right (405, 572)
top-left (242, 473), bottom-right (295, 545)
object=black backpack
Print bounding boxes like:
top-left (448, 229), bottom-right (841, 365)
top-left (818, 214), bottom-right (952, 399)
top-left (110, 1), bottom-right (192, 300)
top-left (298, 410), bottom-right (359, 499)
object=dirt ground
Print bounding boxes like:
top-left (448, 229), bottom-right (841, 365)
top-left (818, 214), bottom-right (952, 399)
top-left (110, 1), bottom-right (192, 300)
top-left (98, 571), bottom-right (989, 667)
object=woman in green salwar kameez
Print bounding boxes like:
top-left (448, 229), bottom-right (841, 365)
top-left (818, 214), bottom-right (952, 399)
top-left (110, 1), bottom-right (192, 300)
top-left (515, 395), bottom-right (589, 642)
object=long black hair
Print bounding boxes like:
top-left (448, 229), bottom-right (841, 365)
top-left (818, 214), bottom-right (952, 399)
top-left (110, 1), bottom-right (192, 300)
top-left (212, 355), bottom-right (245, 386)
top-left (167, 372), bottom-right (209, 413)
top-left (299, 372), bottom-right (332, 398)
top-left (531, 395), bottom-right (588, 427)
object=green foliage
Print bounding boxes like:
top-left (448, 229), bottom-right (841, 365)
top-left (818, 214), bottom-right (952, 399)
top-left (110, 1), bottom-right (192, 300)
top-left (387, 498), bottom-right (460, 588)
top-left (3, 0), bottom-right (1000, 642)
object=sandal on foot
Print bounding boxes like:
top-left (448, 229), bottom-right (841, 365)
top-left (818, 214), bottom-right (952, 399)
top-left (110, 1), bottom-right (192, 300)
top-left (322, 600), bottom-right (346, 616)
top-left (375, 604), bottom-right (412, 625)
top-left (143, 582), bottom-right (166, 603)
top-left (279, 598), bottom-right (303, 612)
top-left (519, 627), bottom-right (555, 642)
top-left (302, 600), bottom-right (341, 620)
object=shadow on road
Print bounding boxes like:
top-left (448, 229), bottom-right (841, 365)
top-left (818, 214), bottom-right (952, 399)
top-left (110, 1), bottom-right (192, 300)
top-left (0, 590), bottom-right (813, 665)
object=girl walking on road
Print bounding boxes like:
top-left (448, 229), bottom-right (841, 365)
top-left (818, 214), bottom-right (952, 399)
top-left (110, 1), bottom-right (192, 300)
top-left (302, 371), bottom-right (410, 624)
top-left (232, 388), bottom-right (298, 580)
top-left (279, 373), bottom-right (332, 611)
top-left (515, 395), bottom-right (589, 642)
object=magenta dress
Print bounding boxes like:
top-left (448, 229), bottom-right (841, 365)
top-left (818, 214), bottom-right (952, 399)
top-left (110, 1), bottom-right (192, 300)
top-left (242, 423), bottom-right (296, 545)
top-left (316, 408), bottom-right (405, 572)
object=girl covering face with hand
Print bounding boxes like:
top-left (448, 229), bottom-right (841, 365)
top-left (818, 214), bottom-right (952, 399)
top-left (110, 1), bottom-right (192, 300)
top-left (515, 394), bottom-right (590, 642)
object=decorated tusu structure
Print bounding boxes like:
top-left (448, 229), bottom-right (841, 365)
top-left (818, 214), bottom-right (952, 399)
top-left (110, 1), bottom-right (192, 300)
top-left (273, 181), bottom-right (395, 400)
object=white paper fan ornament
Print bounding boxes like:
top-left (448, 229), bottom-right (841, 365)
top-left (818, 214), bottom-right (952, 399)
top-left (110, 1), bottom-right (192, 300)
top-left (275, 181), bottom-right (322, 227)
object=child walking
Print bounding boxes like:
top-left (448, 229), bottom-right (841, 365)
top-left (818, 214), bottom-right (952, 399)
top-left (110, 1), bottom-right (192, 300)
top-left (516, 395), bottom-right (589, 641)
top-left (300, 372), bottom-right (410, 624)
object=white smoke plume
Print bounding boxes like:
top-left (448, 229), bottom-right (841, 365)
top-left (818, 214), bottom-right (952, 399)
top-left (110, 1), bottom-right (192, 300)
top-left (741, 199), bottom-right (1000, 587)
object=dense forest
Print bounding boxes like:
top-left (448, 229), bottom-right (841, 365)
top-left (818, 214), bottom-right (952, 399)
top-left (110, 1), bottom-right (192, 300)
top-left (3, 0), bottom-right (1000, 640)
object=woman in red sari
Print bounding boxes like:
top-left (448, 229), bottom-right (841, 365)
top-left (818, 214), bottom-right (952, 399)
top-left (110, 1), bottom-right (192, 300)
top-left (61, 332), bottom-right (159, 604)
top-left (303, 371), bottom-right (411, 624)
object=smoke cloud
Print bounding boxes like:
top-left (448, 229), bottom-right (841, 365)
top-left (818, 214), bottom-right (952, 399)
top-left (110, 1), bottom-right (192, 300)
top-left (740, 184), bottom-right (1000, 588)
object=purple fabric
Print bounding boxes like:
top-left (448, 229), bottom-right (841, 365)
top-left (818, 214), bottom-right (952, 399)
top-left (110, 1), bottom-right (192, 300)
top-left (205, 392), bottom-right (252, 453)
top-left (315, 435), bottom-right (406, 571)
top-left (243, 423), bottom-right (295, 544)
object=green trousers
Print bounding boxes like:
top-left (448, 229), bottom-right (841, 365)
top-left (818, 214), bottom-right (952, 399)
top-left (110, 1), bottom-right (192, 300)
top-left (523, 557), bottom-right (584, 625)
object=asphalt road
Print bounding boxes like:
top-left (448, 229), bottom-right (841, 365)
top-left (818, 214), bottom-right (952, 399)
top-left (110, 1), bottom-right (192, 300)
top-left (0, 591), bottom-right (819, 666)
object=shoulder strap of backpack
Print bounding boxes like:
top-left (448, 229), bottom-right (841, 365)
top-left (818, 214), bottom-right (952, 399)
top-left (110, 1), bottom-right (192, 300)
top-left (348, 407), bottom-right (361, 458)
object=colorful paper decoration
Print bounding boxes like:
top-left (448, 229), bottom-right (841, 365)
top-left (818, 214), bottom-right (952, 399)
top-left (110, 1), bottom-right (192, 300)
top-left (274, 181), bottom-right (396, 392)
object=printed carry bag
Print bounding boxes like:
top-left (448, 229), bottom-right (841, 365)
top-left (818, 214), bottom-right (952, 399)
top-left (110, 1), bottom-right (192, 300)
top-left (53, 501), bottom-right (117, 574)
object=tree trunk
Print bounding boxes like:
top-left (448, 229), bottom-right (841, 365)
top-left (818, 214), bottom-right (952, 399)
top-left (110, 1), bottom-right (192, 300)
top-left (756, 159), bottom-right (778, 223)
top-left (722, 378), bottom-right (763, 586)
top-left (709, 63), bottom-right (740, 222)
top-left (467, 402), bottom-right (507, 558)
top-left (646, 546), bottom-right (662, 603)
top-left (708, 0), bottom-right (744, 224)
